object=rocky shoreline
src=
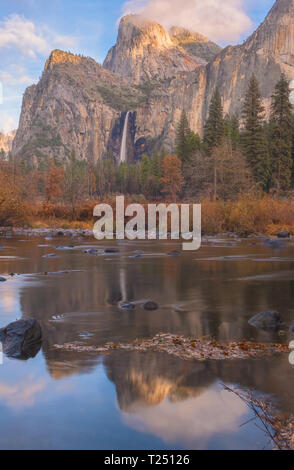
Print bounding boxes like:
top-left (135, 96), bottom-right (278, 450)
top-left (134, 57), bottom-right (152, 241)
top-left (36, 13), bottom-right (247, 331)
top-left (0, 226), bottom-right (292, 241)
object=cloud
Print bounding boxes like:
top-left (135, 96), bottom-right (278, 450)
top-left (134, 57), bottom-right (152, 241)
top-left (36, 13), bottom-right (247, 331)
top-left (0, 375), bottom-right (47, 408)
top-left (123, 385), bottom-right (249, 448)
top-left (122, 0), bottom-right (253, 44)
top-left (0, 114), bottom-right (17, 134)
top-left (0, 66), bottom-right (34, 86)
top-left (0, 14), bottom-right (77, 59)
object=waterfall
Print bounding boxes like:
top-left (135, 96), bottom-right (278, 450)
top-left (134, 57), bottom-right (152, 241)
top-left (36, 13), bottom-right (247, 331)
top-left (119, 111), bottom-right (130, 163)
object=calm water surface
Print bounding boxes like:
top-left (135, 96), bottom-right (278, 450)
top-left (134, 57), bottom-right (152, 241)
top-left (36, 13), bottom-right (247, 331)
top-left (1, 234), bottom-right (294, 449)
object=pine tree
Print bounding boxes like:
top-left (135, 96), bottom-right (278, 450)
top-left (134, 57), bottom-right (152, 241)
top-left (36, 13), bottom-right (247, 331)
top-left (269, 73), bottom-right (293, 194)
top-left (140, 154), bottom-right (151, 194)
top-left (224, 113), bottom-right (240, 149)
top-left (176, 111), bottom-right (191, 163)
top-left (203, 88), bottom-right (224, 153)
top-left (242, 74), bottom-right (269, 190)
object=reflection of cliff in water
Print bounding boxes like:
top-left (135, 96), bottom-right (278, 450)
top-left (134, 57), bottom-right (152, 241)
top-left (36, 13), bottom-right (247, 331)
top-left (13, 239), bottom-right (294, 381)
top-left (104, 351), bottom-right (294, 416)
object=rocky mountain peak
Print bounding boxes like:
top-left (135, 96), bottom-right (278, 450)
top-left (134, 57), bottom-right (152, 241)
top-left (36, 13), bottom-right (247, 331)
top-left (118, 14), bottom-right (174, 49)
top-left (245, 0), bottom-right (294, 64)
top-left (103, 14), bottom-right (200, 84)
top-left (45, 49), bottom-right (84, 71)
top-left (170, 26), bottom-right (221, 63)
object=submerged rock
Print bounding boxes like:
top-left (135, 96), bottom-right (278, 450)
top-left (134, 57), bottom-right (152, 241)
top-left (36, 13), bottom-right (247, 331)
top-left (0, 319), bottom-right (42, 359)
top-left (167, 250), bottom-right (181, 257)
top-left (121, 302), bottom-right (136, 310)
top-left (143, 301), bottom-right (159, 311)
top-left (84, 248), bottom-right (99, 255)
top-left (105, 248), bottom-right (120, 254)
top-left (248, 310), bottom-right (283, 331)
top-left (55, 246), bottom-right (75, 251)
top-left (0, 276), bottom-right (6, 282)
top-left (277, 231), bottom-right (290, 239)
top-left (263, 239), bottom-right (285, 250)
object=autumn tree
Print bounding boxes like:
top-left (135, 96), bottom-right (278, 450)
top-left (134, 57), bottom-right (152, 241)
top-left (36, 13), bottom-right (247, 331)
top-left (63, 153), bottom-right (88, 218)
top-left (160, 154), bottom-right (184, 201)
top-left (269, 73), bottom-right (293, 194)
top-left (45, 161), bottom-right (64, 202)
top-left (242, 74), bottom-right (269, 189)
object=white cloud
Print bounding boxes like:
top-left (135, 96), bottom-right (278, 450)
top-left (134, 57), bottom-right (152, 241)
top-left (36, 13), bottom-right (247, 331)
top-left (122, 0), bottom-right (253, 44)
top-left (0, 114), bottom-right (17, 134)
top-left (0, 66), bottom-right (34, 86)
top-left (123, 385), bottom-right (249, 448)
top-left (0, 14), bottom-right (77, 59)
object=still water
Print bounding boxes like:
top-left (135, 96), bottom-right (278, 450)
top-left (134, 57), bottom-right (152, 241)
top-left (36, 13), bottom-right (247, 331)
top-left (1, 234), bottom-right (294, 449)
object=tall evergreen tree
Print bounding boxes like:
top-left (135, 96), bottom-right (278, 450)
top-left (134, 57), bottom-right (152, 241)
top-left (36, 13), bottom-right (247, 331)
top-left (224, 113), bottom-right (240, 150)
top-left (176, 111), bottom-right (191, 163)
top-left (269, 73), bottom-right (293, 193)
top-left (242, 74), bottom-right (269, 189)
top-left (203, 88), bottom-right (224, 153)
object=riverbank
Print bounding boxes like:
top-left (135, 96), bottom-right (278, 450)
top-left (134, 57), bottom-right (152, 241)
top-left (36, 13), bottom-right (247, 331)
top-left (2, 196), bottom-right (294, 237)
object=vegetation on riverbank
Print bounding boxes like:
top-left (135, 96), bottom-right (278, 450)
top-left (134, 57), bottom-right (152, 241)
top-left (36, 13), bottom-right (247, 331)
top-left (2, 191), bottom-right (294, 237)
top-left (53, 333), bottom-right (290, 361)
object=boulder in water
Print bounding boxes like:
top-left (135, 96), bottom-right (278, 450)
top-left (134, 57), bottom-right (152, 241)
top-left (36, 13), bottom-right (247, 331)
top-left (143, 301), bottom-right (159, 311)
top-left (0, 319), bottom-right (42, 359)
top-left (263, 239), bottom-right (285, 250)
top-left (0, 276), bottom-right (6, 282)
top-left (105, 248), bottom-right (120, 254)
top-left (121, 303), bottom-right (136, 310)
top-left (84, 248), bottom-right (99, 255)
top-left (248, 311), bottom-right (283, 330)
top-left (277, 231), bottom-right (290, 239)
top-left (167, 250), bottom-right (181, 257)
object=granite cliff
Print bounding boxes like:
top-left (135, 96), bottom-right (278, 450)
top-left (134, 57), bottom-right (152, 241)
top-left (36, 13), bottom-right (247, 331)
top-left (12, 0), bottom-right (294, 164)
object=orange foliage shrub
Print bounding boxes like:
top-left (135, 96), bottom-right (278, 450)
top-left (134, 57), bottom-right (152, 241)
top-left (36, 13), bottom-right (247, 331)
top-left (0, 168), bottom-right (30, 225)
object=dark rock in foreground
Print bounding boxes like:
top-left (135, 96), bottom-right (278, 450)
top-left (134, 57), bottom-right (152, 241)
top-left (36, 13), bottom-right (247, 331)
top-left (277, 231), bottom-right (290, 239)
top-left (143, 301), bottom-right (159, 311)
top-left (0, 319), bottom-right (42, 359)
top-left (248, 311), bottom-right (283, 331)
top-left (0, 276), bottom-right (6, 282)
top-left (105, 248), bottom-right (120, 254)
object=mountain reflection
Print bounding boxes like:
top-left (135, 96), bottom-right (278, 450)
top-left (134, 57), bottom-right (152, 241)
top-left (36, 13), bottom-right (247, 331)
top-left (2, 238), bottom-right (294, 431)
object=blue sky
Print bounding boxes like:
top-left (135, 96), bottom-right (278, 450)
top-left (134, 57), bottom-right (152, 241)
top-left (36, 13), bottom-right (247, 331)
top-left (0, 0), bottom-right (276, 134)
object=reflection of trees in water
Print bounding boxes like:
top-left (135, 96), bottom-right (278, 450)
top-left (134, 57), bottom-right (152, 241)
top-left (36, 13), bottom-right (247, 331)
top-left (12, 239), bottom-right (294, 381)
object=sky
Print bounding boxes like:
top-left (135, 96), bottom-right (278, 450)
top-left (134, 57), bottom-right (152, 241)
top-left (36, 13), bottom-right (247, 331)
top-left (0, 0), bottom-right (276, 134)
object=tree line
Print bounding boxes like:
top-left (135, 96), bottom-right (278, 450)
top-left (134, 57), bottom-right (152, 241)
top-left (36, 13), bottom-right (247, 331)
top-left (1, 72), bottom-right (293, 221)
top-left (176, 73), bottom-right (294, 200)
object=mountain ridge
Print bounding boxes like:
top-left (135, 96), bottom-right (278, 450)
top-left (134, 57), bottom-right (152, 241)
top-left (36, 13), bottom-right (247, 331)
top-left (12, 0), bottom-right (294, 164)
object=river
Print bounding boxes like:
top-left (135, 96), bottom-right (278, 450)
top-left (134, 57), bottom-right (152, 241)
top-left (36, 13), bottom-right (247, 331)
top-left (0, 234), bottom-right (294, 449)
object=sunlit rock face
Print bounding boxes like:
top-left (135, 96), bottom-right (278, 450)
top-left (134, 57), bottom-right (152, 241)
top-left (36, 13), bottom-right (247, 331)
top-left (103, 15), bottom-right (203, 84)
top-left (12, 0), bottom-right (294, 162)
top-left (0, 130), bottom-right (16, 156)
